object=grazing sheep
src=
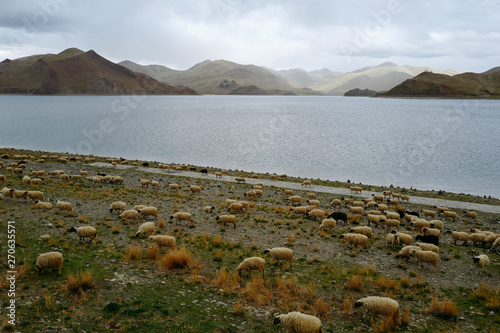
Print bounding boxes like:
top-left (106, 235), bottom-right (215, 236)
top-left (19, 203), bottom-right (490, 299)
top-left (385, 211), bottom-right (400, 221)
top-left (340, 234), bottom-right (369, 252)
top-left (331, 199), bottom-right (342, 208)
top-left (284, 189), bottom-right (294, 196)
top-left (33, 200), bottom-right (52, 210)
top-left (288, 195), bottom-right (302, 205)
top-left (189, 185), bottom-right (201, 193)
top-left (119, 209), bottom-right (139, 223)
top-left (307, 192), bottom-right (317, 199)
top-left (263, 247), bottom-right (293, 266)
top-left (342, 197), bottom-right (354, 206)
top-left (168, 183), bottom-right (181, 191)
top-left (350, 186), bottom-right (362, 194)
top-left (327, 211), bottom-right (348, 225)
top-left (109, 201), bottom-right (126, 214)
top-left (382, 191), bottom-right (392, 197)
top-left (319, 218), bottom-right (336, 232)
top-left (110, 176), bottom-right (124, 185)
top-left (68, 226), bottom-right (97, 244)
top-left (0, 175), bottom-right (6, 183)
top-left (351, 201), bottom-right (364, 208)
top-left (464, 210), bottom-right (478, 220)
top-left (11, 189), bottom-right (28, 201)
top-left (170, 212), bottom-right (193, 225)
top-left (225, 199), bottom-right (237, 207)
top-left (236, 257), bottom-right (265, 277)
top-left (30, 178), bottom-right (42, 186)
top-left (137, 206), bottom-right (158, 219)
top-left (273, 311), bottom-right (322, 333)
top-left (27, 190), bottom-right (44, 202)
top-left (391, 231), bottom-right (413, 245)
top-left (302, 180), bottom-right (312, 187)
top-left (306, 199), bottom-right (321, 208)
top-left (307, 209), bottom-right (325, 221)
top-left (387, 233), bottom-right (400, 248)
top-left (228, 202), bottom-right (245, 213)
top-left (36, 252), bottom-right (63, 275)
top-left (366, 214), bottom-right (387, 227)
top-left (491, 238), bottom-right (500, 252)
top-left (216, 215), bottom-right (237, 229)
top-left (396, 245), bottom-right (422, 262)
top-left (291, 206), bottom-right (309, 216)
top-left (349, 206), bottom-right (364, 216)
top-left (385, 219), bottom-right (401, 230)
top-left (409, 249), bottom-right (438, 271)
top-left (215, 172), bottom-right (222, 178)
top-left (448, 231), bottom-right (469, 246)
top-left (148, 235), bottom-right (176, 250)
top-left (376, 203), bottom-right (388, 212)
top-left (56, 200), bottom-right (72, 212)
top-left (136, 222), bottom-right (156, 237)
top-left (422, 227), bottom-right (441, 238)
top-left (469, 233), bottom-right (488, 247)
top-left (429, 220), bottom-right (444, 230)
top-left (140, 179), bottom-right (149, 189)
top-left (354, 296), bottom-right (400, 326)
top-left (421, 209), bottom-right (436, 219)
top-left (238, 201), bottom-right (249, 210)
top-left (414, 242), bottom-right (439, 254)
top-left (473, 254), bottom-right (490, 275)
top-left (350, 226), bottom-right (373, 239)
top-left (22, 175), bottom-right (31, 185)
top-left (244, 191), bottom-right (257, 200)
top-left (401, 195), bottom-right (410, 202)
top-left (444, 211), bottom-right (458, 221)
top-left (235, 177), bottom-right (246, 183)
top-left (151, 180), bottom-right (160, 190)
top-left (203, 205), bottom-right (215, 213)
top-left (372, 194), bottom-right (384, 203)
top-left (415, 234), bottom-right (439, 246)
top-left (410, 219), bottom-right (431, 232)
top-left (484, 234), bottom-right (500, 248)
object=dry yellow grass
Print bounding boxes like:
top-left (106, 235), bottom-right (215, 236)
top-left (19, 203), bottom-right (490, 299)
top-left (126, 245), bottom-right (142, 260)
top-left (158, 246), bottom-right (193, 269)
top-left (427, 298), bottom-right (458, 319)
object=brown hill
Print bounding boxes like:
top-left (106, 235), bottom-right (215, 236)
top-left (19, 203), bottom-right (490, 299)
top-left (378, 70), bottom-right (500, 98)
top-left (0, 48), bottom-right (198, 95)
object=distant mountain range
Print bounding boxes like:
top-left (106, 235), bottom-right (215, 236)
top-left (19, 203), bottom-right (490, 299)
top-left (0, 48), bottom-right (197, 95)
top-left (1, 47), bottom-right (498, 97)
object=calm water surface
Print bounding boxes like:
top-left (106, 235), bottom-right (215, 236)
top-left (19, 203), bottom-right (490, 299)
top-left (0, 95), bottom-right (498, 198)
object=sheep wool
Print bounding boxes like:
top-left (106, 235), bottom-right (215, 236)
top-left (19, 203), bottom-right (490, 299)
top-left (110, 201), bottom-right (126, 214)
top-left (409, 249), bottom-right (438, 271)
top-left (138, 206), bottom-right (158, 219)
top-left (216, 215), bottom-right (237, 229)
top-left (273, 311), bottom-right (322, 333)
top-left (319, 219), bottom-right (336, 232)
top-left (354, 296), bottom-right (400, 326)
top-left (136, 222), bottom-right (156, 237)
top-left (119, 209), bottom-right (139, 223)
top-left (449, 231), bottom-right (469, 246)
top-left (170, 212), bottom-right (192, 225)
top-left (69, 226), bottom-right (97, 244)
top-left (33, 200), bottom-right (52, 210)
top-left (148, 235), bottom-right (176, 250)
top-left (340, 234), bottom-right (369, 252)
top-left (308, 209), bottom-right (325, 221)
top-left (36, 252), bottom-right (63, 275)
top-left (263, 247), bottom-right (293, 265)
top-left (203, 205), bottom-right (215, 213)
top-left (236, 257), bottom-right (265, 277)
top-left (473, 254), bottom-right (490, 275)
top-left (349, 226), bottom-right (373, 239)
top-left (27, 190), bottom-right (44, 202)
top-left (396, 246), bottom-right (422, 262)
top-left (56, 200), bottom-right (72, 212)
top-left (415, 242), bottom-right (439, 254)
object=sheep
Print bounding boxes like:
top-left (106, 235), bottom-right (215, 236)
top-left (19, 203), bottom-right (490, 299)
top-left (235, 177), bottom-right (246, 183)
top-left (351, 201), bottom-right (364, 208)
top-left (148, 235), bottom-right (176, 250)
top-left (133, 204), bottom-right (147, 211)
top-left (291, 206), bottom-right (309, 216)
top-left (33, 200), bottom-right (52, 210)
top-left (429, 220), bottom-right (444, 230)
top-left (109, 201), bottom-right (126, 214)
top-left (0, 175), bottom-right (6, 183)
top-left (216, 215), bottom-right (237, 229)
top-left (238, 201), bottom-right (249, 210)
top-left (491, 238), bottom-right (500, 252)
top-left (215, 172), bottom-right (223, 178)
top-left (469, 233), bottom-right (488, 247)
top-left (448, 231), bottom-right (469, 246)
top-left (422, 227), bottom-right (441, 238)
top-left (401, 195), bottom-right (410, 202)
top-left (189, 185), bottom-right (201, 193)
top-left (319, 218), bottom-right (336, 232)
top-left (136, 222), bottom-right (156, 237)
top-left (11, 189), bottom-right (28, 201)
top-left (484, 234), bottom-right (500, 248)
top-left (2, 187), bottom-right (13, 198)
top-left (151, 180), bottom-right (160, 190)
top-left (137, 206), bottom-right (158, 220)
top-left (59, 173), bottom-right (69, 181)
top-left (415, 234), bottom-right (439, 246)
top-left (225, 199), bottom-right (237, 207)
top-left (390, 230), bottom-right (413, 245)
top-left (36, 252), bottom-right (63, 275)
top-left (245, 190), bottom-right (257, 200)
top-left (140, 179), bottom-right (150, 189)
top-left (444, 211), bottom-right (458, 221)
top-left (110, 176), bottom-right (123, 185)
top-left (68, 226), bottom-right (97, 244)
top-left (434, 206), bottom-right (448, 213)
top-left (339, 234), bottom-right (369, 252)
top-left (396, 245), bottom-right (422, 262)
top-left (170, 212), bottom-right (193, 225)
top-left (306, 199), bottom-right (320, 208)
top-left (384, 211), bottom-right (400, 221)
top-left (414, 242), bottom-right (439, 254)
top-left (22, 175), bottom-right (31, 185)
top-left (473, 254), bottom-right (490, 275)
top-left (409, 249), bottom-right (438, 271)
top-left (464, 210), bottom-right (478, 220)
top-left (350, 226), bottom-right (373, 239)
top-left (421, 209), bottom-right (436, 219)
top-left (263, 247), bottom-right (293, 266)
top-left (307, 209), bottom-right (325, 221)
top-left (119, 209), bottom-right (139, 223)
top-left (387, 233), bottom-right (400, 248)
top-left (228, 202), bottom-right (245, 213)
top-left (331, 198), bottom-right (341, 208)
top-left (273, 311), bottom-right (322, 333)
top-left (307, 192), bottom-right (317, 199)
top-left (372, 194), bottom-right (384, 203)
top-left (327, 211), bottom-right (348, 225)
top-left (203, 205), bottom-right (215, 213)
top-left (366, 214), bottom-right (387, 227)
top-left (27, 190), bottom-right (44, 202)
top-left (284, 189), bottom-right (294, 196)
top-left (376, 203), bottom-right (388, 212)
top-left (56, 200), bottom-right (73, 212)
top-left (385, 219), bottom-right (401, 230)
top-left (410, 219), bottom-right (431, 232)
top-left (350, 186), bottom-right (362, 194)
top-left (365, 210), bottom-right (382, 215)
top-left (354, 296), bottom-right (400, 326)
top-left (387, 199), bottom-right (399, 207)
top-left (288, 195), bottom-right (302, 205)
top-left (342, 197), bottom-right (354, 206)
top-left (302, 180), bottom-right (312, 187)
top-left (236, 257), bottom-right (265, 278)
top-left (168, 183), bottom-right (181, 191)
top-left (349, 206), bottom-right (364, 216)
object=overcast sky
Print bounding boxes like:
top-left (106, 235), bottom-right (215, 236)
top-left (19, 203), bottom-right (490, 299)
top-left (1, 0), bottom-right (499, 73)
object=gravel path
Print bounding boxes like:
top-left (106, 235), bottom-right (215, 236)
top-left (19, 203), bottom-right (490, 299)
top-left (90, 162), bottom-right (500, 214)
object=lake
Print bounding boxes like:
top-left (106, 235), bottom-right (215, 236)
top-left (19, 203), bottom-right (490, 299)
top-left (0, 95), bottom-right (499, 198)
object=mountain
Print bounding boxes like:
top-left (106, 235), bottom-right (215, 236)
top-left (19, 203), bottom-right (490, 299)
top-left (309, 62), bottom-right (461, 95)
top-left (273, 68), bottom-right (343, 88)
top-left (119, 59), bottom-right (323, 95)
top-left (377, 70), bottom-right (500, 98)
top-left (0, 48), bottom-right (198, 95)
top-left (344, 88), bottom-right (378, 97)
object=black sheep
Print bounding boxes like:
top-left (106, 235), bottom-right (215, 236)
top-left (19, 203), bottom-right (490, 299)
top-left (415, 234), bottom-right (439, 246)
top-left (327, 211), bottom-right (348, 225)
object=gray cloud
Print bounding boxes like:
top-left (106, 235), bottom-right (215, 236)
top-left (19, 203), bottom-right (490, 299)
top-left (0, 0), bottom-right (498, 73)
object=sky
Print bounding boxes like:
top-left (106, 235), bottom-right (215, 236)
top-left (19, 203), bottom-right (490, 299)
top-left (1, 0), bottom-right (499, 73)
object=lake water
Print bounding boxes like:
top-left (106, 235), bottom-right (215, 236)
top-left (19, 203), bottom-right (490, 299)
top-left (0, 95), bottom-right (499, 198)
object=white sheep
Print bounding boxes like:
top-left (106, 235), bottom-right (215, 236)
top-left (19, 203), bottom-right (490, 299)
top-left (473, 254), bottom-right (490, 275)
top-left (422, 227), bottom-right (441, 238)
top-left (119, 209), bottom-right (139, 223)
top-left (151, 180), bottom-right (160, 190)
top-left (291, 206), bottom-right (309, 216)
top-left (69, 226), bottom-right (97, 244)
top-left (410, 219), bottom-right (431, 232)
top-left (390, 231), bottom-right (413, 245)
top-left (331, 198), bottom-right (341, 208)
top-left (109, 201), bottom-right (126, 214)
top-left (307, 209), bottom-right (325, 221)
top-left (12, 189), bottom-right (28, 201)
top-left (302, 180), bottom-right (312, 187)
top-left (228, 202), bottom-right (245, 213)
top-left (349, 206), bottom-right (364, 216)
top-left (136, 222), bottom-right (156, 237)
top-left (189, 185), bottom-right (201, 193)
top-left (56, 200), bottom-right (73, 212)
top-left (306, 199), bottom-right (321, 208)
top-left (491, 238), bottom-right (500, 252)
top-left (235, 177), bottom-right (246, 183)
top-left (22, 175), bottom-right (31, 185)
top-left (349, 226), bottom-right (373, 239)
top-left (138, 206), bottom-right (158, 219)
top-left (387, 233), bottom-right (400, 248)
top-left (288, 195), bottom-right (302, 205)
top-left (340, 234), bottom-right (369, 252)
top-left (449, 231), bottom-right (469, 246)
top-left (421, 209), bottom-right (436, 219)
top-left (396, 245), bottom-right (422, 262)
top-left (273, 311), bottom-right (322, 333)
top-left (354, 296), bottom-right (400, 326)
top-left (385, 219), bottom-right (401, 230)
top-left (263, 247), bottom-right (293, 266)
top-left (385, 211), bottom-right (400, 221)
top-left (36, 252), bottom-right (63, 275)
top-left (170, 212), bottom-right (193, 225)
top-left (366, 214), bottom-right (387, 227)
top-left (469, 233), bottom-right (488, 247)
top-left (414, 242), bottom-right (439, 254)
top-left (216, 215), bottom-right (237, 229)
top-left (443, 211), bottom-right (458, 221)
top-left (307, 192), bottom-right (317, 199)
top-left (2, 187), bottom-right (13, 198)
top-left (148, 235), bottom-right (176, 250)
top-left (429, 220), bottom-right (444, 230)
top-left (464, 210), bottom-right (478, 219)
top-left (140, 179), bottom-right (149, 189)
top-left (236, 257), bottom-right (265, 277)
top-left (27, 190), bottom-right (44, 202)
top-left (33, 200), bottom-right (53, 210)
top-left (409, 249), bottom-right (438, 271)
top-left (203, 205), bottom-right (215, 213)
top-left (319, 219), bottom-right (336, 232)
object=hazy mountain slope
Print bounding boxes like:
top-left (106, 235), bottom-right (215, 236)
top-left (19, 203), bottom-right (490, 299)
top-left (378, 70), bottom-right (500, 98)
top-left (0, 48), bottom-right (197, 95)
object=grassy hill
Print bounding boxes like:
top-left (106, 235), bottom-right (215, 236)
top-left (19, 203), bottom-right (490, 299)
top-left (377, 70), bottom-right (500, 98)
top-left (0, 48), bottom-right (198, 95)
